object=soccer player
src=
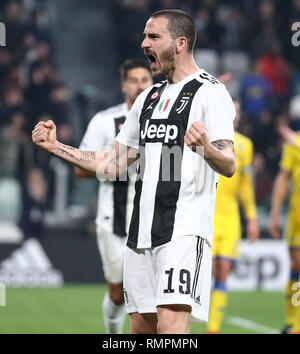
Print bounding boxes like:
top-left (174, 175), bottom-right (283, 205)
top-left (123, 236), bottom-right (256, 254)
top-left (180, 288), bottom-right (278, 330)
top-left (32, 9), bottom-right (236, 334)
top-left (75, 59), bottom-right (153, 333)
top-left (206, 98), bottom-right (260, 334)
top-left (269, 124), bottom-right (300, 334)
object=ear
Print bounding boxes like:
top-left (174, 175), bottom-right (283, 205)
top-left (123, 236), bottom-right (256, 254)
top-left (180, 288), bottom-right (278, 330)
top-left (176, 37), bottom-right (187, 54)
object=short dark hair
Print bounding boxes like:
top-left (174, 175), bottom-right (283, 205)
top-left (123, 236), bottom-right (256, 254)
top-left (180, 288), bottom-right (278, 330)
top-left (150, 9), bottom-right (196, 52)
top-left (119, 58), bottom-right (152, 81)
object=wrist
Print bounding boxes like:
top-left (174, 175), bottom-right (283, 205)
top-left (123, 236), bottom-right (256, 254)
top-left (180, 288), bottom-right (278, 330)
top-left (203, 142), bottom-right (214, 159)
top-left (50, 140), bottom-right (60, 155)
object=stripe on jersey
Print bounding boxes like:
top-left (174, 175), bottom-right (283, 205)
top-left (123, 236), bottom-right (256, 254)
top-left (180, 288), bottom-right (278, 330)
top-left (128, 82), bottom-right (167, 248)
top-left (127, 79), bottom-right (203, 248)
top-left (191, 237), bottom-right (204, 301)
top-left (113, 116), bottom-right (128, 236)
top-left (151, 79), bottom-right (203, 247)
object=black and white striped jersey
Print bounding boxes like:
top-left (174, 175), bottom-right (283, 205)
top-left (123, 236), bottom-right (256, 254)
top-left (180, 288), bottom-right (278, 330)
top-left (116, 70), bottom-right (235, 249)
top-left (80, 103), bottom-right (135, 237)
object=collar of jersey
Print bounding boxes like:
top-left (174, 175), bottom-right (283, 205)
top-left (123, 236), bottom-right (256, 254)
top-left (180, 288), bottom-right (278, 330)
top-left (166, 69), bottom-right (204, 88)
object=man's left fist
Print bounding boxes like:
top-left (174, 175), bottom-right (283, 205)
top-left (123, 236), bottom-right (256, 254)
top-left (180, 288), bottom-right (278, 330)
top-left (184, 121), bottom-right (209, 152)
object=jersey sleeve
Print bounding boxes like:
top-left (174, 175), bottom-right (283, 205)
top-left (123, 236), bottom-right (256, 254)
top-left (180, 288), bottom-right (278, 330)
top-left (280, 142), bottom-right (295, 173)
top-left (238, 139), bottom-right (257, 220)
top-left (115, 88), bottom-right (151, 150)
top-left (79, 113), bottom-right (107, 151)
top-left (202, 83), bottom-right (235, 144)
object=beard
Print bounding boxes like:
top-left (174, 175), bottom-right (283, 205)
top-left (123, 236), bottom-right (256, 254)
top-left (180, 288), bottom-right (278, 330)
top-left (151, 42), bottom-right (176, 77)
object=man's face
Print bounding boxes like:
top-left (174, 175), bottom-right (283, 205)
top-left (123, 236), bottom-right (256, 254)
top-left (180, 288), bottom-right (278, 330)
top-left (122, 67), bottom-right (153, 104)
top-left (141, 17), bottom-right (176, 77)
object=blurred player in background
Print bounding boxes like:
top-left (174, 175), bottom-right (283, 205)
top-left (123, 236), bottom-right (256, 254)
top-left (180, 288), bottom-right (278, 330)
top-left (75, 59), bottom-right (153, 333)
top-left (206, 97), bottom-right (260, 334)
top-left (269, 124), bottom-right (300, 334)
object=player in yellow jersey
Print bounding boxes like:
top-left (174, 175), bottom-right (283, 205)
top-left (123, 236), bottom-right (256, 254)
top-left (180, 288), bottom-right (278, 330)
top-left (269, 124), bottom-right (300, 334)
top-left (206, 98), bottom-right (260, 334)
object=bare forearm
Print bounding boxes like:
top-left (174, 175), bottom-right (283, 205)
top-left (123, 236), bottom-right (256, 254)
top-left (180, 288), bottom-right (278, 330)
top-left (52, 142), bottom-right (100, 174)
top-left (204, 141), bottom-right (236, 177)
top-left (75, 166), bottom-right (97, 178)
top-left (32, 120), bottom-right (129, 178)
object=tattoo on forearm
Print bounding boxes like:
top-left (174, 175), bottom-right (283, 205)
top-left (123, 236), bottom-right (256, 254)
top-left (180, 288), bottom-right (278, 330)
top-left (212, 139), bottom-right (234, 152)
top-left (55, 143), bottom-right (76, 160)
top-left (80, 151), bottom-right (96, 164)
top-left (56, 149), bottom-right (74, 159)
top-left (60, 143), bottom-right (75, 151)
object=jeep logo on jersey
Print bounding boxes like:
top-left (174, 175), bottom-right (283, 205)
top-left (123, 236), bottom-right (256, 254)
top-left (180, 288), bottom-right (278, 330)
top-left (141, 119), bottom-right (179, 144)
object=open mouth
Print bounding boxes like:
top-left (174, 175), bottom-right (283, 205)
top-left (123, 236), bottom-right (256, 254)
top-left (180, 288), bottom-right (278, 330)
top-left (146, 53), bottom-right (158, 70)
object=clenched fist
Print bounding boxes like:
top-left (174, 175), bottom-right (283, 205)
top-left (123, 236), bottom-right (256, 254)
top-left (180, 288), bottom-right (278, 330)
top-left (32, 120), bottom-right (58, 153)
top-left (184, 121), bottom-right (209, 153)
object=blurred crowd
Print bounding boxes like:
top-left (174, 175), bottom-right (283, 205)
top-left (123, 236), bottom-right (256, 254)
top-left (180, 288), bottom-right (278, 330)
top-left (0, 0), bottom-right (299, 237)
top-left (0, 0), bottom-right (74, 237)
top-left (114, 0), bottom-right (300, 208)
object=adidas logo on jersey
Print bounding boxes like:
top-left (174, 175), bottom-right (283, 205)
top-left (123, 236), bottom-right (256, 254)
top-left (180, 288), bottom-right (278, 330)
top-left (141, 119), bottom-right (179, 143)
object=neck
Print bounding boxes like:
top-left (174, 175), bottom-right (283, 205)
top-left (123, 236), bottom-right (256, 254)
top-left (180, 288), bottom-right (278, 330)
top-left (125, 98), bottom-right (133, 111)
top-left (166, 54), bottom-right (199, 84)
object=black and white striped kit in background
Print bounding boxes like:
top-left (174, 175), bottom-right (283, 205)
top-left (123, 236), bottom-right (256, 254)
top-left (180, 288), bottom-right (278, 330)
top-left (80, 103), bottom-right (135, 237)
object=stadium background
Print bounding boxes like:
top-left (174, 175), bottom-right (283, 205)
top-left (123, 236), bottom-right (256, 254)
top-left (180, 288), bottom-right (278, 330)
top-left (0, 0), bottom-right (299, 333)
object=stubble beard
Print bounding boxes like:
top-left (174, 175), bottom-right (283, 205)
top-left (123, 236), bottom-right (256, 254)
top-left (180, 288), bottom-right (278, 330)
top-left (155, 43), bottom-right (176, 77)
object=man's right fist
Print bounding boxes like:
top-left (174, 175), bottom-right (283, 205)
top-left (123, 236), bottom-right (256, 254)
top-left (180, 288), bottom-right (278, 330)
top-left (32, 120), bottom-right (58, 153)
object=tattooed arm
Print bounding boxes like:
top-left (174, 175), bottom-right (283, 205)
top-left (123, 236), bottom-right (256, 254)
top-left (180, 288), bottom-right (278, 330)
top-left (185, 122), bottom-right (236, 177)
top-left (32, 120), bottom-right (138, 179)
top-left (205, 139), bottom-right (236, 177)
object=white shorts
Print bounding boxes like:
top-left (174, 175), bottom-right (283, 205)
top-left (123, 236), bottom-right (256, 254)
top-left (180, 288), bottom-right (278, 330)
top-left (123, 235), bottom-right (212, 323)
top-left (96, 226), bottom-right (127, 284)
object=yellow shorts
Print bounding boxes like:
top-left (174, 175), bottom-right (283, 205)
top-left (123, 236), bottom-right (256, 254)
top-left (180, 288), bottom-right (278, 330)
top-left (212, 212), bottom-right (241, 260)
top-left (286, 211), bottom-right (300, 249)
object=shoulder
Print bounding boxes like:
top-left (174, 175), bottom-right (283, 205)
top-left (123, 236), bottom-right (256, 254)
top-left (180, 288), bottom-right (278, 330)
top-left (131, 81), bottom-right (167, 111)
top-left (195, 70), bottom-right (231, 100)
top-left (196, 69), bottom-right (220, 86)
top-left (100, 103), bottom-right (127, 119)
top-left (89, 103), bottom-right (126, 125)
top-left (140, 81), bottom-right (167, 100)
top-left (283, 141), bottom-right (298, 158)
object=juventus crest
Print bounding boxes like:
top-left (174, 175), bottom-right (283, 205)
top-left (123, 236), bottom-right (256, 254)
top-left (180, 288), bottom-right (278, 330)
top-left (176, 92), bottom-right (193, 114)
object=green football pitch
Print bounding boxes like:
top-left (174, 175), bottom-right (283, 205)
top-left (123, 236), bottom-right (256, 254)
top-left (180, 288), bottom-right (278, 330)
top-left (0, 285), bottom-right (285, 334)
